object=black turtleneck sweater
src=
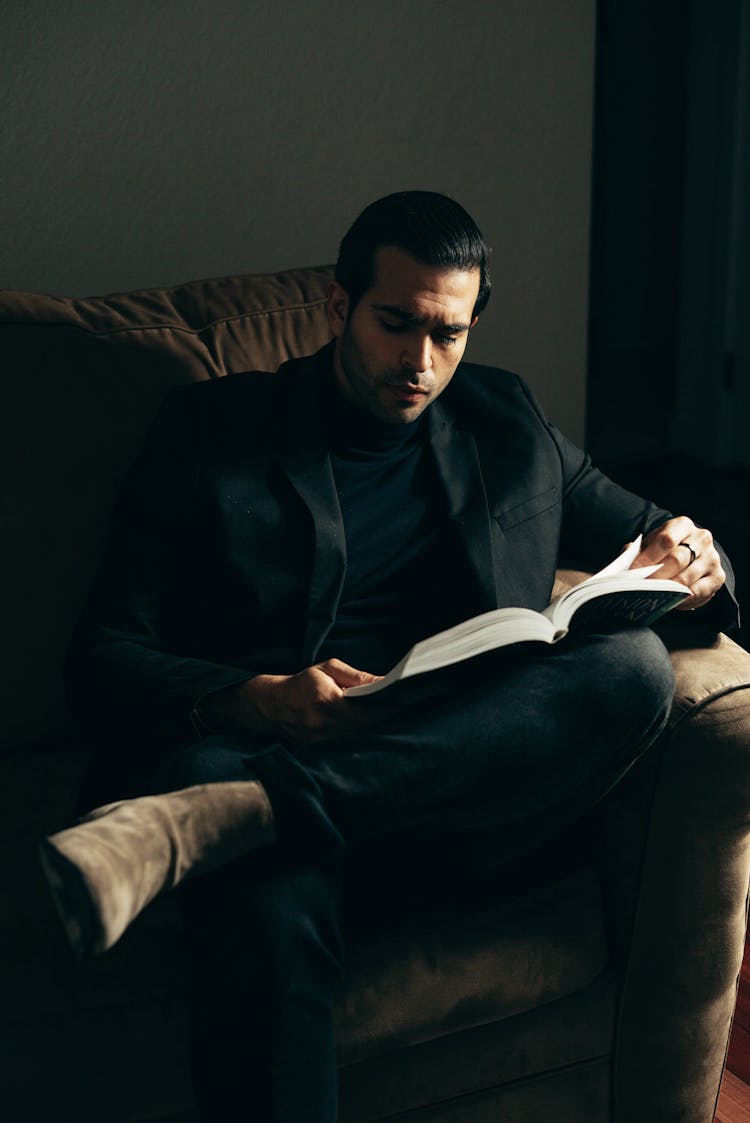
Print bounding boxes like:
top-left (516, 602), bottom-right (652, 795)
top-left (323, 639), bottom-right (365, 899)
top-left (317, 374), bottom-right (470, 675)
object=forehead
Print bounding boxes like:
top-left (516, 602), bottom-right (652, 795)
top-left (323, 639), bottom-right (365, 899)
top-left (366, 246), bottom-right (480, 320)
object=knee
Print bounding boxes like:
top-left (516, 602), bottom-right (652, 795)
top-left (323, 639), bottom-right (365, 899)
top-left (146, 737), bottom-right (253, 793)
top-left (579, 627), bottom-right (675, 732)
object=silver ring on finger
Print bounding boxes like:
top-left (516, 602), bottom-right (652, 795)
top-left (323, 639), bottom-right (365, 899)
top-left (681, 541), bottom-right (697, 566)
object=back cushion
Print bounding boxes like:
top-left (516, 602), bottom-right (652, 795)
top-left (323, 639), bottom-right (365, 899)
top-left (0, 266), bottom-right (333, 750)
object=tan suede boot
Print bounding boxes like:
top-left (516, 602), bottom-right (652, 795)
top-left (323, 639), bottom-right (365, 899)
top-left (38, 780), bottom-right (275, 959)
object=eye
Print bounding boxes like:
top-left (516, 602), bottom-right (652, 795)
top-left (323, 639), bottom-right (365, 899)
top-left (434, 332), bottom-right (459, 347)
top-left (378, 319), bottom-right (408, 334)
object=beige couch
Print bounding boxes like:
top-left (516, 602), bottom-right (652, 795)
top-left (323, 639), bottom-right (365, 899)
top-left (2, 267), bottom-right (750, 1122)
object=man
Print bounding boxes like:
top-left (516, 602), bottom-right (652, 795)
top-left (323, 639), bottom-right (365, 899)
top-left (41, 192), bottom-right (735, 1121)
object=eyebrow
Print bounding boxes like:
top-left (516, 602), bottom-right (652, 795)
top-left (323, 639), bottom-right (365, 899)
top-left (371, 303), bottom-right (472, 333)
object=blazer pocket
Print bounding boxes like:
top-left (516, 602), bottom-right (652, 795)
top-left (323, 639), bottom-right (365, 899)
top-left (493, 487), bottom-right (559, 530)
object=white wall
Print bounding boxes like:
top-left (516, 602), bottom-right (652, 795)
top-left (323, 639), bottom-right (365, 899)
top-left (1, 0), bottom-right (595, 440)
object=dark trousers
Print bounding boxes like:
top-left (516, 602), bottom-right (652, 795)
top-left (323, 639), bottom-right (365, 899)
top-left (150, 628), bottom-right (675, 1122)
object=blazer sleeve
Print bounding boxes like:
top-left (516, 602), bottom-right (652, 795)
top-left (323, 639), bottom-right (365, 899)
top-left (519, 381), bottom-right (740, 635)
top-left (65, 387), bottom-right (254, 738)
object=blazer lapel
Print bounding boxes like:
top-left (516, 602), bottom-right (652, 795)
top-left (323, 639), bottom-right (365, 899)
top-left (278, 356), bottom-right (346, 663)
top-left (428, 399), bottom-right (498, 613)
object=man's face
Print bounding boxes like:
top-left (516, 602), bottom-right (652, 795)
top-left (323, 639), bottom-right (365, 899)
top-left (327, 245), bottom-right (480, 424)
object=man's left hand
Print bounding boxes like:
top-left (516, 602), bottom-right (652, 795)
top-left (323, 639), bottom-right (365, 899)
top-left (629, 516), bottom-right (726, 611)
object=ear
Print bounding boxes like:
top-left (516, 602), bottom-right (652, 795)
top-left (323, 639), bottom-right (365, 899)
top-left (327, 280), bottom-right (350, 338)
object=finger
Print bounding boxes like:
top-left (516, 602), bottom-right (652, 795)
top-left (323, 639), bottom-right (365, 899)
top-left (650, 527), bottom-right (716, 583)
top-left (630, 517), bottom-right (696, 568)
top-left (659, 546), bottom-right (725, 610)
top-left (675, 574), bottom-right (721, 611)
top-left (305, 666), bottom-right (349, 703)
top-left (317, 659), bottom-right (382, 688)
top-left (649, 542), bottom-right (701, 582)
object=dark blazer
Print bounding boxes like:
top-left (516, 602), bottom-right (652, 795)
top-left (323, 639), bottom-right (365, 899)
top-left (66, 344), bottom-right (738, 738)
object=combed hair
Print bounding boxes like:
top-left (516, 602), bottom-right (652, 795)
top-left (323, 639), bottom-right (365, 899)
top-left (335, 191), bottom-right (491, 317)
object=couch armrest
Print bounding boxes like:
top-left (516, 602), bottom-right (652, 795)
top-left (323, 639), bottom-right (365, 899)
top-left (553, 568), bottom-right (750, 1119)
top-left (611, 630), bottom-right (750, 1122)
top-left (666, 628), bottom-right (750, 722)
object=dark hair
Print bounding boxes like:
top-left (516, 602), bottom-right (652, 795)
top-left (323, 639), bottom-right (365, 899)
top-left (335, 190), bottom-right (491, 317)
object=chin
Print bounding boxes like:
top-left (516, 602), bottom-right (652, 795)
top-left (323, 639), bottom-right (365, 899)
top-left (384, 403), bottom-right (427, 424)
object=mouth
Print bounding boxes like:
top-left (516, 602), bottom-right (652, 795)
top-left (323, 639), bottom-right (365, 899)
top-left (386, 384), bottom-right (429, 402)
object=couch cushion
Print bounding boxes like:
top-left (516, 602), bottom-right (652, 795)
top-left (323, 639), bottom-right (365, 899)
top-left (336, 866), bottom-right (608, 1066)
top-left (338, 972), bottom-right (615, 1122)
top-left (0, 267), bottom-right (333, 751)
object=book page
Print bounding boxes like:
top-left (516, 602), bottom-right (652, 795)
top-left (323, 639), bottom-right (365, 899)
top-left (565, 535), bottom-right (662, 587)
top-left (345, 606), bottom-right (556, 697)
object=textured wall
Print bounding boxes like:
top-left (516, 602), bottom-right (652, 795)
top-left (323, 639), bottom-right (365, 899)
top-left (1, 0), bottom-right (595, 439)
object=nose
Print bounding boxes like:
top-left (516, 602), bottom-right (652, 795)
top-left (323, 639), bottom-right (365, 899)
top-left (401, 334), bottom-right (432, 376)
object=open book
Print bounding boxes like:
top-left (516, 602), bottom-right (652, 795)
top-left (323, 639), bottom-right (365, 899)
top-left (346, 536), bottom-right (689, 698)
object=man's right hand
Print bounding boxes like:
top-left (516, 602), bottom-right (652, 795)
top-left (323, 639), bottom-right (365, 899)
top-left (199, 659), bottom-right (385, 745)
